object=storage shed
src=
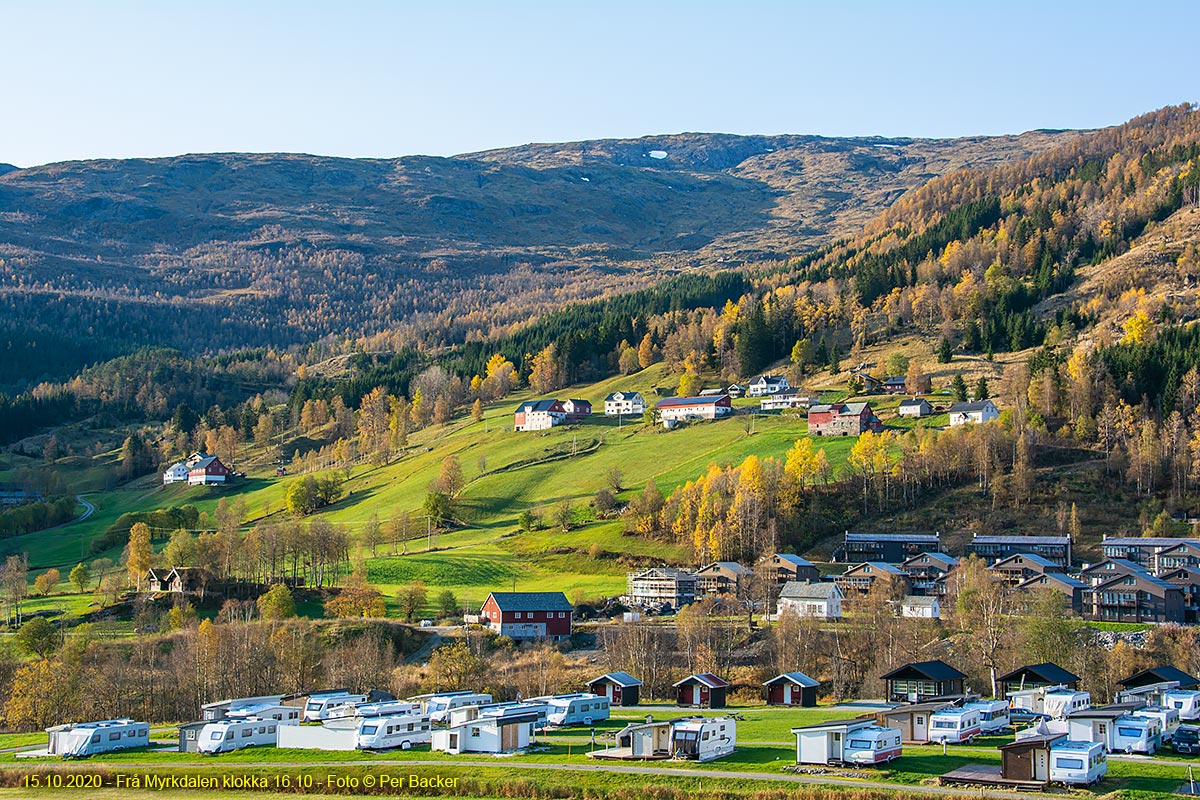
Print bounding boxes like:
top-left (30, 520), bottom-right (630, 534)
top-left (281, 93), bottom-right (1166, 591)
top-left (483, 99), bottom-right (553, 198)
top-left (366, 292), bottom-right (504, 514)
top-left (673, 673), bottom-right (729, 708)
top-left (764, 672), bottom-right (820, 707)
top-left (999, 733), bottom-right (1065, 784)
top-left (586, 672), bottom-right (642, 706)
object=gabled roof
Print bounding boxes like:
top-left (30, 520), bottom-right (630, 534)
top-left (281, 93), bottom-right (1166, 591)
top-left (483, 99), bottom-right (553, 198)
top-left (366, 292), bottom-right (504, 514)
top-left (697, 561), bottom-right (752, 576)
top-left (948, 400), bottom-right (997, 413)
top-left (657, 395), bottom-right (728, 408)
top-left (992, 552), bottom-right (1060, 569)
top-left (605, 391), bottom-right (644, 402)
top-left (564, 398), bottom-right (591, 406)
top-left (773, 553), bottom-right (815, 568)
top-left (765, 671), bottom-right (820, 688)
top-left (780, 580), bottom-right (842, 600)
top-left (902, 595), bottom-right (939, 608)
top-left (898, 397), bottom-right (931, 407)
top-left (902, 552), bottom-right (958, 567)
top-left (972, 535), bottom-right (1070, 546)
top-left (845, 561), bottom-right (906, 576)
top-left (880, 660), bottom-right (967, 682)
top-left (515, 399), bottom-right (562, 413)
top-left (884, 376), bottom-right (908, 386)
top-left (751, 375), bottom-right (786, 383)
top-left (997, 663), bottom-right (1081, 686)
top-left (630, 567), bottom-right (696, 580)
top-left (1118, 666), bottom-right (1200, 690)
top-left (1157, 540), bottom-right (1200, 555)
top-left (486, 591), bottom-right (573, 612)
top-left (587, 672), bottom-right (641, 688)
top-left (1088, 570), bottom-right (1177, 592)
top-left (1080, 557), bottom-right (1147, 575)
top-left (1017, 572), bottom-right (1086, 590)
top-left (673, 673), bottom-right (729, 689)
top-left (190, 455), bottom-right (221, 470)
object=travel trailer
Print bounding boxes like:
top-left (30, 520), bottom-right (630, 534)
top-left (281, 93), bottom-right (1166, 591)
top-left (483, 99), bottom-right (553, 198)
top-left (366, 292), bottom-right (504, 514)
top-left (1136, 706), bottom-right (1180, 742)
top-left (1049, 740), bottom-right (1107, 785)
top-left (431, 710), bottom-right (540, 754)
top-left (794, 718), bottom-right (886, 766)
top-left (670, 716), bottom-right (736, 762)
top-left (963, 699), bottom-right (1010, 733)
top-left (224, 703), bottom-right (301, 725)
top-left (1111, 713), bottom-right (1162, 754)
top-left (46, 719), bottom-right (150, 758)
top-left (1162, 690), bottom-right (1200, 721)
top-left (1008, 685), bottom-right (1089, 719)
top-left (928, 706), bottom-right (982, 743)
top-left (355, 713), bottom-right (431, 750)
top-left (411, 691), bottom-right (494, 724)
top-left (197, 718), bottom-right (279, 754)
top-left (303, 691), bottom-right (364, 722)
top-left (326, 701), bottom-right (417, 720)
top-left (537, 693), bottom-right (610, 726)
top-left (842, 726), bottom-right (903, 765)
top-left (201, 695), bottom-right (286, 720)
top-left (448, 701), bottom-right (549, 730)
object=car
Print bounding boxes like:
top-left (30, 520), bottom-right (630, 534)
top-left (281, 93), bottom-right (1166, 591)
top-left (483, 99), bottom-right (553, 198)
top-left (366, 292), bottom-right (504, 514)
top-left (1173, 724), bottom-right (1200, 755)
top-left (419, 619), bottom-right (434, 627)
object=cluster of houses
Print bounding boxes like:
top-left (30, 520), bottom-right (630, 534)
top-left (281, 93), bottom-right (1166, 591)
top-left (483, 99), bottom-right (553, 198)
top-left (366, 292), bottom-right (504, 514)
top-left (623, 532), bottom-right (1200, 625)
top-left (162, 451), bottom-right (232, 486)
top-left (512, 398), bottom-right (592, 431)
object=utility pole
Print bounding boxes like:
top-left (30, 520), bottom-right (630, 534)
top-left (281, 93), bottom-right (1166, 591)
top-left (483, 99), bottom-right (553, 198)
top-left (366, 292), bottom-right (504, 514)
top-left (427, 515), bottom-right (432, 552)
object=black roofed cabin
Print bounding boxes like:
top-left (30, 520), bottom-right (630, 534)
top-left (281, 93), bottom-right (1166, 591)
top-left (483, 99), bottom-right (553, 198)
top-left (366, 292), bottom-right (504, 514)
top-left (880, 660), bottom-right (966, 703)
top-left (673, 673), bottom-right (729, 708)
top-left (1118, 665), bottom-right (1200, 690)
top-left (586, 672), bottom-right (641, 706)
top-left (998, 663), bottom-right (1080, 698)
top-left (764, 672), bottom-right (820, 706)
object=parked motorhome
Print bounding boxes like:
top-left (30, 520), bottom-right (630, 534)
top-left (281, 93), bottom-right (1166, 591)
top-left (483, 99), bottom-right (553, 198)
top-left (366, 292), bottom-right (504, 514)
top-left (536, 693), bottom-right (610, 726)
top-left (1049, 740), bottom-right (1107, 785)
top-left (670, 717), bottom-right (736, 762)
top-left (1163, 690), bottom-right (1200, 721)
top-left (1111, 713), bottom-right (1161, 754)
top-left (201, 695), bottom-right (286, 720)
top-left (46, 719), bottom-right (150, 758)
top-left (412, 692), bottom-right (494, 724)
top-left (355, 713), bottom-right (431, 750)
top-left (842, 726), bottom-right (903, 765)
top-left (197, 718), bottom-right (279, 754)
top-left (928, 706), bottom-right (982, 743)
top-left (963, 699), bottom-right (1010, 733)
top-left (1136, 706), bottom-right (1180, 742)
top-left (1043, 690), bottom-right (1091, 719)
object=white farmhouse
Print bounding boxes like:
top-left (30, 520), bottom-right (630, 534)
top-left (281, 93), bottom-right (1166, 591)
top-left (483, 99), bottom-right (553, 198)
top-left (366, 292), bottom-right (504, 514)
top-left (162, 462), bottom-right (190, 485)
top-left (897, 398), bottom-right (933, 418)
top-left (948, 399), bottom-right (999, 426)
top-left (901, 595), bottom-right (941, 619)
top-left (778, 581), bottom-right (843, 621)
top-left (604, 392), bottom-right (645, 416)
top-left (747, 375), bottom-right (791, 397)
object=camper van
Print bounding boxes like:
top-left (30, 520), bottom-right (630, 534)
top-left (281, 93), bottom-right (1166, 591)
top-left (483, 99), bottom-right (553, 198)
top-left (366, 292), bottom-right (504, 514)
top-left (1049, 740), bottom-right (1107, 786)
top-left (198, 718), bottom-right (280, 754)
top-left (1137, 706), bottom-right (1180, 742)
top-left (928, 706), bottom-right (982, 743)
top-left (1112, 713), bottom-right (1161, 754)
top-left (355, 713), bottom-right (431, 750)
top-left (963, 699), bottom-right (1010, 733)
top-left (46, 719), bottom-right (150, 758)
top-left (327, 701), bottom-right (418, 720)
top-left (421, 692), bottom-right (493, 724)
top-left (539, 693), bottom-right (610, 727)
top-left (842, 725), bottom-right (903, 765)
top-left (670, 717), bottom-right (736, 762)
top-left (1042, 690), bottom-right (1091, 719)
top-left (1163, 690), bottom-right (1200, 722)
top-left (303, 692), bottom-right (364, 722)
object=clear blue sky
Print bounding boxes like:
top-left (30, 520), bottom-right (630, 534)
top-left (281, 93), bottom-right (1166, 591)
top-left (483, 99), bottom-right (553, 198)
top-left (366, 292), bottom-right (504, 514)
top-left (1, 0), bottom-right (1197, 167)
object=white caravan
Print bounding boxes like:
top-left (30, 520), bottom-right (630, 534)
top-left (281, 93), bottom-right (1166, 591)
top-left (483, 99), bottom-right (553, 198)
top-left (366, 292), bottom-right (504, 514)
top-left (670, 717), bottom-right (736, 762)
top-left (355, 713), bottom-right (431, 750)
top-left (1049, 740), bottom-right (1107, 785)
top-left (1112, 713), bottom-right (1161, 754)
top-left (225, 703), bottom-right (302, 725)
top-left (1137, 706), bottom-right (1180, 742)
top-left (201, 695), bottom-right (286, 720)
top-left (46, 719), bottom-right (150, 758)
top-left (842, 726), bottom-right (903, 765)
top-left (928, 706), bottom-right (982, 743)
top-left (304, 693), bottom-right (367, 722)
top-left (327, 701), bottom-right (418, 720)
top-left (1042, 690), bottom-right (1091, 719)
top-left (1162, 690), bottom-right (1200, 722)
top-left (963, 699), bottom-right (1010, 733)
top-left (537, 693), bottom-right (610, 726)
top-left (448, 701), bottom-right (549, 730)
top-left (418, 692), bottom-right (493, 724)
top-left (198, 717), bottom-right (279, 754)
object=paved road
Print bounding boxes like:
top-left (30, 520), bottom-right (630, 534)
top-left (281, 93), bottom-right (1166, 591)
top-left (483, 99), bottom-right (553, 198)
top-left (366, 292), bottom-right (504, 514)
top-left (20, 757), bottom-right (1064, 798)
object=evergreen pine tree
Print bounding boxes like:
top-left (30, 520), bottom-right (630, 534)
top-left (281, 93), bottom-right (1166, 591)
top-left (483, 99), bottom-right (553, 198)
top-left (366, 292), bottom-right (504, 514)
top-left (937, 338), bottom-right (953, 363)
top-left (951, 373), bottom-right (969, 402)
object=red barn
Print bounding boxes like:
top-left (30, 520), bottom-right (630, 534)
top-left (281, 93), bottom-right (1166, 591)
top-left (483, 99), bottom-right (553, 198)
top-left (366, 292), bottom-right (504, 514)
top-left (673, 673), bottom-right (730, 708)
top-left (807, 402), bottom-right (882, 436)
top-left (480, 591), bottom-right (573, 641)
top-left (188, 455), bottom-right (230, 485)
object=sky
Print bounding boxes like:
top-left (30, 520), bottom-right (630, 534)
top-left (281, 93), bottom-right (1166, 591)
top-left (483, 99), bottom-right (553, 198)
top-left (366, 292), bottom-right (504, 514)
top-left (1, 0), bottom-right (1198, 168)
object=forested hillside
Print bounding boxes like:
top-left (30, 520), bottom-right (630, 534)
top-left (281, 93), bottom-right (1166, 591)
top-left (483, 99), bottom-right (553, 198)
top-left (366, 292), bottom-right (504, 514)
top-left (0, 131), bottom-right (1069, 388)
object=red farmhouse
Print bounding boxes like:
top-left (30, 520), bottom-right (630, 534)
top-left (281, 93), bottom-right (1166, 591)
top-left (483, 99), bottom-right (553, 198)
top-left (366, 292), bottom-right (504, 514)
top-left (807, 402), bottom-right (883, 437)
top-left (188, 455), bottom-right (230, 485)
top-left (480, 591), bottom-right (574, 641)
